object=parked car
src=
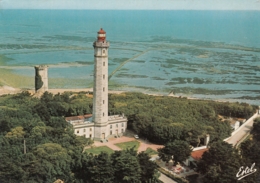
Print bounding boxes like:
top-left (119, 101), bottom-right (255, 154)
top-left (134, 135), bottom-right (139, 139)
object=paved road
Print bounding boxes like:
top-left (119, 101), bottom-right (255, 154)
top-left (159, 173), bottom-right (177, 183)
top-left (226, 113), bottom-right (260, 146)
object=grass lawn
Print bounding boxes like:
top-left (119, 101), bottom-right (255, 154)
top-left (84, 146), bottom-right (114, 155)
top-left (115, 140), bottom-right (140, 151)
top-left (144, 147), bottom-right (158, 155)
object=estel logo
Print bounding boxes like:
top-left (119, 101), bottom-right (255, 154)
top-left (236, 163), bottom-right (257, 180)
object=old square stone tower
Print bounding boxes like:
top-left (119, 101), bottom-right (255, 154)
top-left (34, 65), bottom-right (48, 94)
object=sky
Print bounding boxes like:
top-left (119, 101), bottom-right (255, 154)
top-left (0, 0), bottom-right (260, 10)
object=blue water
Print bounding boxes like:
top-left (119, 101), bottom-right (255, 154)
top-left (0, 10), bottom-right (260, 103)
top-left (1, 10), bottom-right (260, 46)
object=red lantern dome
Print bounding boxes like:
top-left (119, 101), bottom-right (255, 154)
top-left (97, 28), bottom-right (106, 42)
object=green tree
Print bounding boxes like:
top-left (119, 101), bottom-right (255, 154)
top-left (158, 140), bottom-right (192, 165)
top-left (111, 150), bottom-right (141, 183)
top-left (240, 139), bottom-right (260, 165)
top-left (197, 141), bottom-right (242, 183)
top-left (137, 152), bottom-right (159, 183)
top-left (87, 152), bottom-right (114, 183)
top-left (252, 117), bottom-right (260, 141)
top-left (5, 126), bottom-right (25, 139)
top-left (33, 103), bottom-right (51, 122)
top-left (32, 143), bottom-right (72, 182)
top-left (72, 152), bottom-right (93, 182)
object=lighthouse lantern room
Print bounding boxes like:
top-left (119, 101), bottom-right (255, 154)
top-left (97, 28), bottom-right (106, 42)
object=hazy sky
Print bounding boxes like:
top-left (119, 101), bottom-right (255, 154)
top-left (1, 0), bottom-right (260, 10)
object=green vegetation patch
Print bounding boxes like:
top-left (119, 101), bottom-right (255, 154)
top-left (169, 87), bottom-right (234, 95)
top-left (165, 81), bottom-right (178, 85)
top-left (84, 146), bottom-right (114, 155)
top-left (132, 60), bottom-right (145, 63)
top-left (0, 68), bottom-right (33, 88)
top-left (75, 61), bottom-right (93, 65)
top-left (234, 95), bottom-right (260, 100)
top-left (144, 147), bottom-right (158, 155)
top-left (114, 102), bottom-right (127, 108)
top-left (165, 58), bottom-right (185, 65)
top-left (115, 73), bottom-right (148, 78)
top-left (0, 54), bottom-right (14, 65)
top-left (193, 77), bottom-right (205, 84)
top-left (151, 76), bottom-right (166, 80)
top-left (49, 78), bottom-right (92, 89)
top-left (129, 85), bottom-right (161, 92)
top-left (0, 43), bottom-right (49, 50)
top-left (216, 79), bottom-right (239, 84)
top-left (112, 58), bottom-right (129, 63)
top-left (115, 140), bottom-right (140, 151)
top-left (170, 77), bottom-right (187, 84)
top-left (120, 68), bottom-right (130, 71)
top-left (177, 67), bottom-right (198, 72)
top-left (43, 35), bottom-right (94, 42)
top-left (160, 63), bottom-right (174, 69)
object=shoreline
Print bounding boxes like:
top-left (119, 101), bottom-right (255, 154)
top-left (28, 88), bottom-right (126, 95)
top-left (1, 85), bottom-right (259, 106)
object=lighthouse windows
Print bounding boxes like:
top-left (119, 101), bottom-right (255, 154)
top-left (103, 62), bottom-right (105, 66)
top-left (103, 75), bottom-right (105, 79)
top-left (103, 87), bottom-right (105, 92)
top-left (103, 50), bottom-right (105, 54)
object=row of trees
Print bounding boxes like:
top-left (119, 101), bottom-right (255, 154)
top-left (0, 92), bottom-right (92, 182)
top-left (74, 148), bottom-right (159, 183)
top-left (108, 92), bottom-right (257, 145)
top-left (0, 92), bottom-right (160, 183)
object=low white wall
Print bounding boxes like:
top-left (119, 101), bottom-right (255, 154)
top-left (224, 112), bottom-right (259, 142)
top-left (192, 146), bottom-right (207, 151)
top-left (231, 112), bottom-right (258, 136)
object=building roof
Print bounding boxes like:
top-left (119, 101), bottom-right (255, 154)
top-left (65, 114), bottom-right (92, 121)
top-left (191, 148), bottom-right (208, 161)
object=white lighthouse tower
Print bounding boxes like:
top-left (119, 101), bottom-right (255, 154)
top-left (66, 28), bottom-right (127, 141)
top-left (93, 28), bottom-right (110, 140)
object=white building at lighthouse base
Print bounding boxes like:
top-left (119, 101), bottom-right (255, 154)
top-left (66, 114), bottom-right (127, 141)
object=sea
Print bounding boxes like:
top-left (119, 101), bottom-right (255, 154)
top-left (0, 10), bottom-right (260, 104)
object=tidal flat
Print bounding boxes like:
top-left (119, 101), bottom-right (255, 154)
top-left (1, 34), bottom-right (260, 104)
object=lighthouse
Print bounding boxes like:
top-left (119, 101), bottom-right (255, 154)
top-left (66, 28), bottom-right (127, 141)
top-left (93, 28), bottom-right (110, 140)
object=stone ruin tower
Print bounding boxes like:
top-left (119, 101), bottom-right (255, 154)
top-left (34, 65), bottom-right (48, 94)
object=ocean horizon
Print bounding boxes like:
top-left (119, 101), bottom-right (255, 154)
top-left (0, 10), bottom-right (260, 104)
